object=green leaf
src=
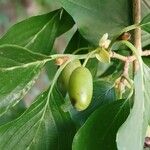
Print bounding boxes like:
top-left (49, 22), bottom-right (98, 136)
top-left (59, 0), bottom-right (150, 46)
top-left (57, 9), bottom-right (75, 36)
top-left (71, 80), bottom-right (116, 125)
top-left (117, 64), bottom-right (150, 150)
top-left (144, 65), bottom-right (150, 124)
top-left (26, 10), bottom-right (74, 55)
top-left (0, 10), bottom-right (57, 48)
top-left (99, 60), bottom-right (123, 78)
top-left (141, 13), bottom-right (150, 33)
top-left (0, 100), bottom-right (26, 126)
top-left (141, 0), bottom-right (150, 18)
top-left (0, 45), bottom-right (48, 116)
top-left (86, 58), bottom-right (99, 77)
top-left (25, 12), bottom-right (60, 55)
top-left (143, 56), bottom-right (150, 67)
top-left (64, 31), bottom-right (90, 54)
top-left (0, 44), bottom-right (49, 69)
top-left (59, 0), bottom-right (132, 45)
top-left (141, 30), bottom-right (150, 47)
top-left (0, 87), bottom-right (76, 150)
top-left (141, 0), bottom-right (150, 47)
top-left (72, 99), bottom-right (130, 150)
top-left (0, 9), bottom-right (74, 55)
top-left (45, 60), bottom-right (58, 81)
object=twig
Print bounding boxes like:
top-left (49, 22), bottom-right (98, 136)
top-left (110, 50), bottom-right (150, 62)
top-left (123, 59), bottom-right (130, 77)
top-left (111, 49), bottom-right (150, 97)
top-left (133, 0), bottom-right (142, 72)
top-left (110, 51), bottom-right (127, 61)
top-left (142, 50), bottom-right (150, 56)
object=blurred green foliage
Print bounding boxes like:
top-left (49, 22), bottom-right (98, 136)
top-left (36, 0), bottom-right (61, 10)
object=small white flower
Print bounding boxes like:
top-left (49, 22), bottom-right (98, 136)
top-left (99, 33), bottom-right (111, 49)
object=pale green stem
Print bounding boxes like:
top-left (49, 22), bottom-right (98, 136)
top-left (82, 50), bottom-right (97, 67)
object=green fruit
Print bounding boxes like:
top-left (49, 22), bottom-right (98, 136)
top-left (60, 59), bottom-right (81, 90)
top-left (68, 67), bottom-right (93, 111)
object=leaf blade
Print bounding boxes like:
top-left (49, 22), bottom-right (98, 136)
top-left (0, 45), bottom-right (48, 116)
top-left (116, 64), bottom-right (150, 150)
top-left (59, 0), bottom-right (132, 45)
top-left (0, 87), bottom-right (76, 150)
top-left (0, 9), bottom-right (74, 55)
top-left (72, 100), bottom-right (130, 150)
top-left (141, 13), bottom-right (150, 33)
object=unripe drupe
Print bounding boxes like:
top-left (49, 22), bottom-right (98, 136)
top-left (60, 59), bottom-right (81, 90)
top-left (68, 67), bottom-right (93, 111)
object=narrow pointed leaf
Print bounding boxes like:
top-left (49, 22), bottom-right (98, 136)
top-left (0, 10), bottom-right (58, 46)
top-left (72, 100), bottom-right (130, 150)
top-left (144, 65), bottom-right (150, 123)
top-left (0, 9), bottom-right (74, 55)
top-left (117, 64), bottom-right (150, 150)
top-left (57, 9), bottom-right (75, 36)
top-left (0, 44), bottom-right (49, 69)
top-left (25, 12), bottom-right (60, 55)
top-left (0, 45), bottom-right (48, 116)
top-left (0, 87), bottom-right (76, 150)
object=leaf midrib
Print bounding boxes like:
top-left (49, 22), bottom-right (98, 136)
top-left (25, 11), bottom-right (60, 48)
